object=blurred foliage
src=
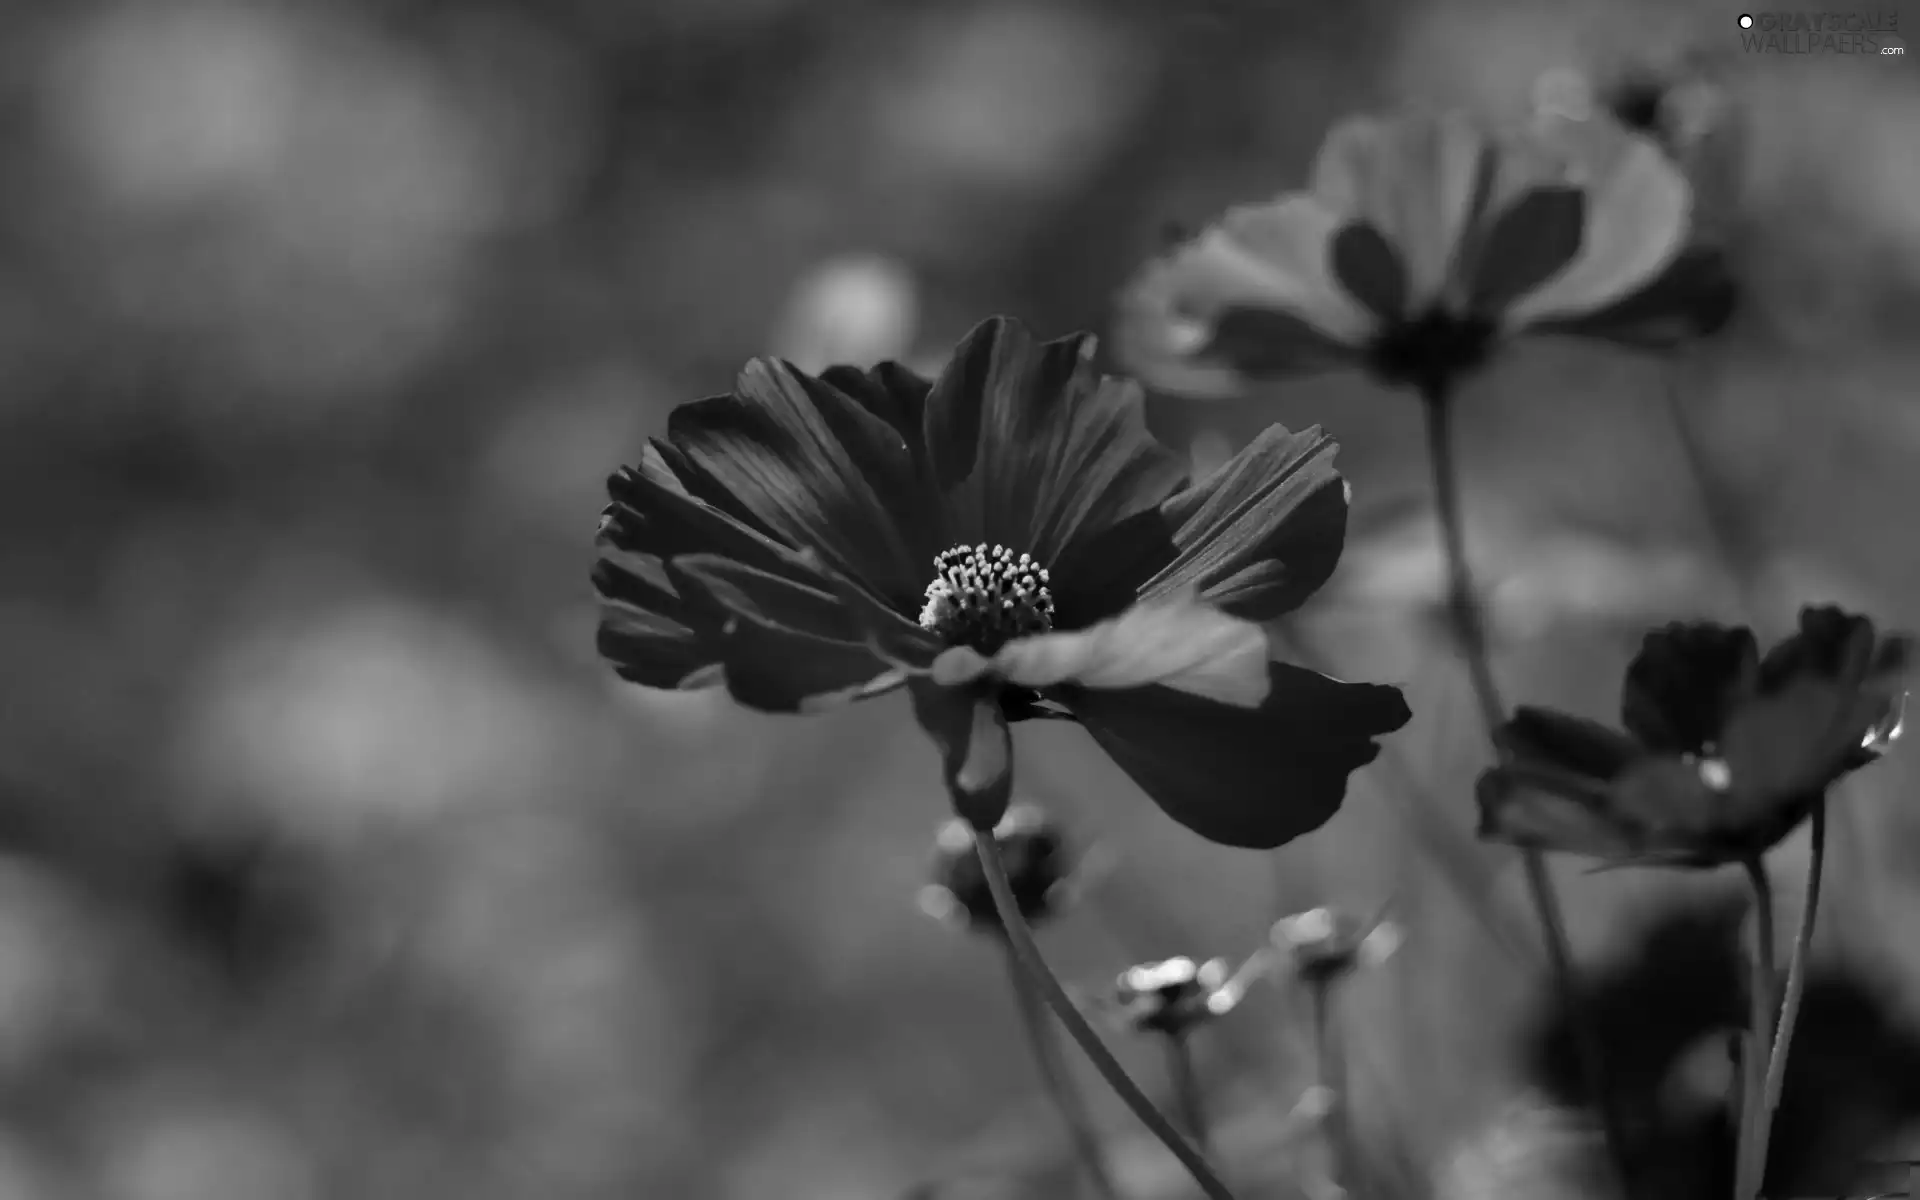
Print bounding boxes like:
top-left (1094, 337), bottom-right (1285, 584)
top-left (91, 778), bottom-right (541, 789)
top-left (1, 0), bottom-right (1919, 1197)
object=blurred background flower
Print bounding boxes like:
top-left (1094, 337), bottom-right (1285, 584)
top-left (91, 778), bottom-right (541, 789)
top-left (2, 0), bottom-right (1919, 1197)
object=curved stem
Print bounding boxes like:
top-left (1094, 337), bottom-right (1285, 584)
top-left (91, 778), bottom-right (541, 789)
top-left (1164, 1032), bottom-right (1210, 1157)
top-left (1419, 387), bottom-right (1634, 1191)
top-left (1754, 804), bottom-right (1824, 1197)
top-left (1662, 366), bottom-right (1757, 613)
top-left (972, 829), bottom-right (1238, 1200)
top-left (998, 937), bottom-right (1122, 1200)
top-left (1310, 979), bottom-right (1357, 1198)
top-left (1735, 856), bottom-right (1778, 1200)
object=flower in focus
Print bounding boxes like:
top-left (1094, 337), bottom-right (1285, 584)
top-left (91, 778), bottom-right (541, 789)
top-left (1271, 906), bottom-right (1401, 986)
top-left (1477, 605), bottom-right (1910, 866)
top-left (594, 316), bottom-right (1410, 847)
top-left (1109, 955), bottom-right (1256, 1037)
top-left (1115, 108), bottom-right (1731, 399)
top-left (918, 803), bottom-right (1071, 932)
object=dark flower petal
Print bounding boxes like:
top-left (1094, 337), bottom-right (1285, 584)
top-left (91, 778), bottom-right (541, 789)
top-left (667, 357), bottom-right (933, 604)
top-left (816, 561), bottom-right (945, 670)
top-left (1606, 755), bottom-right (1819, 865)
top-left (816, 361), bottom-right (934, 466)
top-left (1718, 676), bottom-right (1903, 804)
top-left (1494, 706), bottom-right (1641, 780)
top-left (1204, 307), bottom-right (1364, 379)
top-left (1138, 424), bottom-right (1347, 620)
top-left (1067, 663), bottom-right (1410, 849)
top-left (593, 449), bottom-right (806, 688)
top-left (1466, 187), bottom-right (1586, 314)
top-left (1476, 762), bottom-right (1645, 858)
top-left (920, 318), bottom-right (1188, 616)
top-left (1757, 605), bottom-right (1880, 690)
top-left (1621, 621), bottom-right (1760, 753)
top-left (1531, 246), bottom-right (1736, 347)
top-left (1330, 223), bottom-right (1408, 322)
top-left (593, 547), bottom-right (721, 688)
top-left (667, 554), bottom-right (902, 712)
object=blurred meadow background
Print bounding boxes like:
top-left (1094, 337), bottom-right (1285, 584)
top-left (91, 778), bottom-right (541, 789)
top-left (2, 0), bottom-right (1920, 1197)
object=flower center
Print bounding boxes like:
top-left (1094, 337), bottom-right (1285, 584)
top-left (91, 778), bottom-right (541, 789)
top-left (1367, 306), bottom-right (1499, 394)
top-left (918, 543), bottom-right (1054, 654)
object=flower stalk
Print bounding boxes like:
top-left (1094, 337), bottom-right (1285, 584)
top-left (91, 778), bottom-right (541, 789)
top-left (1758, 803), bottom-right (1824, 1154)
top-left (997, 936), bottom-right (1122, 1200)
top-left (971, 827), bottom-right (1239, 1200)
top-left (1418, 383), bottom-right (1634, 1191)
top-left (1309, 978), bottom-right (1357, 1197)
top-left (1164, 1031), bottom-right (1210, 1157)
top-left (1734, 856), bottom-right (1778, 1200)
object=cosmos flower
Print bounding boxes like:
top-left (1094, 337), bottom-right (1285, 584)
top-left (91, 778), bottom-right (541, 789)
top-left (594, 316), bottom-right (1409, 848)
top-left (1271, 906), bottom-right (1401, 986)
top-left (919, 804), bottom-right (1073, 933)
top-left (1109, 955), bottom-right (1257, 1037)
top-left (1114, 108), bottom-right (1731, 400)
top-left (1476, 606), bottom-right (1910, 867)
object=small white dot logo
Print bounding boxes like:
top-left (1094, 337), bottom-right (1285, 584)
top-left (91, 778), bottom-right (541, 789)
top-left (1738, 13), bottom-right (1754, 28)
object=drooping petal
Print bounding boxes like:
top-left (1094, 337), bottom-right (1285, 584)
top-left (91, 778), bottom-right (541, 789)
top-left (1310, 111), bottom-right (1492, 308)
top-left (1111, 196), bottom-right (1377, 394)
top-left (1531, 246), bottom-right (1736, 347)
top-left (1475, 762), bottom-right (1647, 858)
top-left (665, 357), bottom-right (935, 605)
top-left (1619, 622), bottom-right (1759, 754)
top-left (1492, 706), bottom-right (1641, 781)
top-left (1503, 128), bottom-right (1692, 328)
top-left (918, 318), bottom-right (1188, 611)
top-left (1069, 662), bottom-right (1410, 849)
top-left (1138, 424), bottom-right (1347, 620)
top-left (666, 554), bottom-right (901, 712)
top-left (930, 595), bottom-right (1272, 707)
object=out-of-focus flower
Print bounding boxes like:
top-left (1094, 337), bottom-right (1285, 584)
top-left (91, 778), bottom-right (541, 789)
top-left (1478, 606), bottom-right (1910, 867)
top-left (1109, 955), bottom-right (1256, 1037)
top-left (918, 803), bottom-right (1071, 932)
top-left (594, 316), bottom-right (1409, 847)
top-left (1115, 109), bottom-right (1730, 399)
top-left (1271, 906), bottom-right (1401, 985)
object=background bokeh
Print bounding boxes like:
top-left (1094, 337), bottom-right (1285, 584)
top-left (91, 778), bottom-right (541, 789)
top-left (2, 0), bottom-right (1919, 1196)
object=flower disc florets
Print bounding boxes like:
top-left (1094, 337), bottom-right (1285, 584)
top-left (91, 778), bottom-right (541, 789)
top-left (917, 543), bottom-right (1055, 654)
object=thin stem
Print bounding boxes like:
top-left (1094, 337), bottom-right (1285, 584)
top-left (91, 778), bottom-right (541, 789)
top-left (1661, 366), bottom-right (1758, 611)
top-left (1310, 979), bottom-right (1357, 1198)
top-left (971, 829), bottom-right (1238, 1200)
top-left (1164, 1032), bottom-right (1210, 1157)
top-left (1735, 856), bottom-right (1778, 1200)
top-left (998, 937), bottom-right (1122, 1200)
top-left (1418, 387), bottom-right (1634, 1192)
top-left (1753, 805), bottom-right (1824, 1197)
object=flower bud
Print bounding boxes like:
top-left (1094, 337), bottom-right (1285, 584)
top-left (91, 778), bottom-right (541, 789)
top-left (1112, 955), bottom-right (1235, 1036)
top-left (1272, 907), bottom-right (1401, 985)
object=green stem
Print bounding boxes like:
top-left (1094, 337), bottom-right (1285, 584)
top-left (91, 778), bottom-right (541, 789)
top-left (1164, 1032), bottom-right (1210, 1158)
top-left (1310, 978), bottom-right (1357, 1198)
top-left (998, 937), bottom-right (1122, 1200)
top-left (1419, 386), bottom-right (1634, 1193)
top-left (971, 830), bottom-right (1237, 1200)
top-left (1735, 856), bottom-right (1777, 1200)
